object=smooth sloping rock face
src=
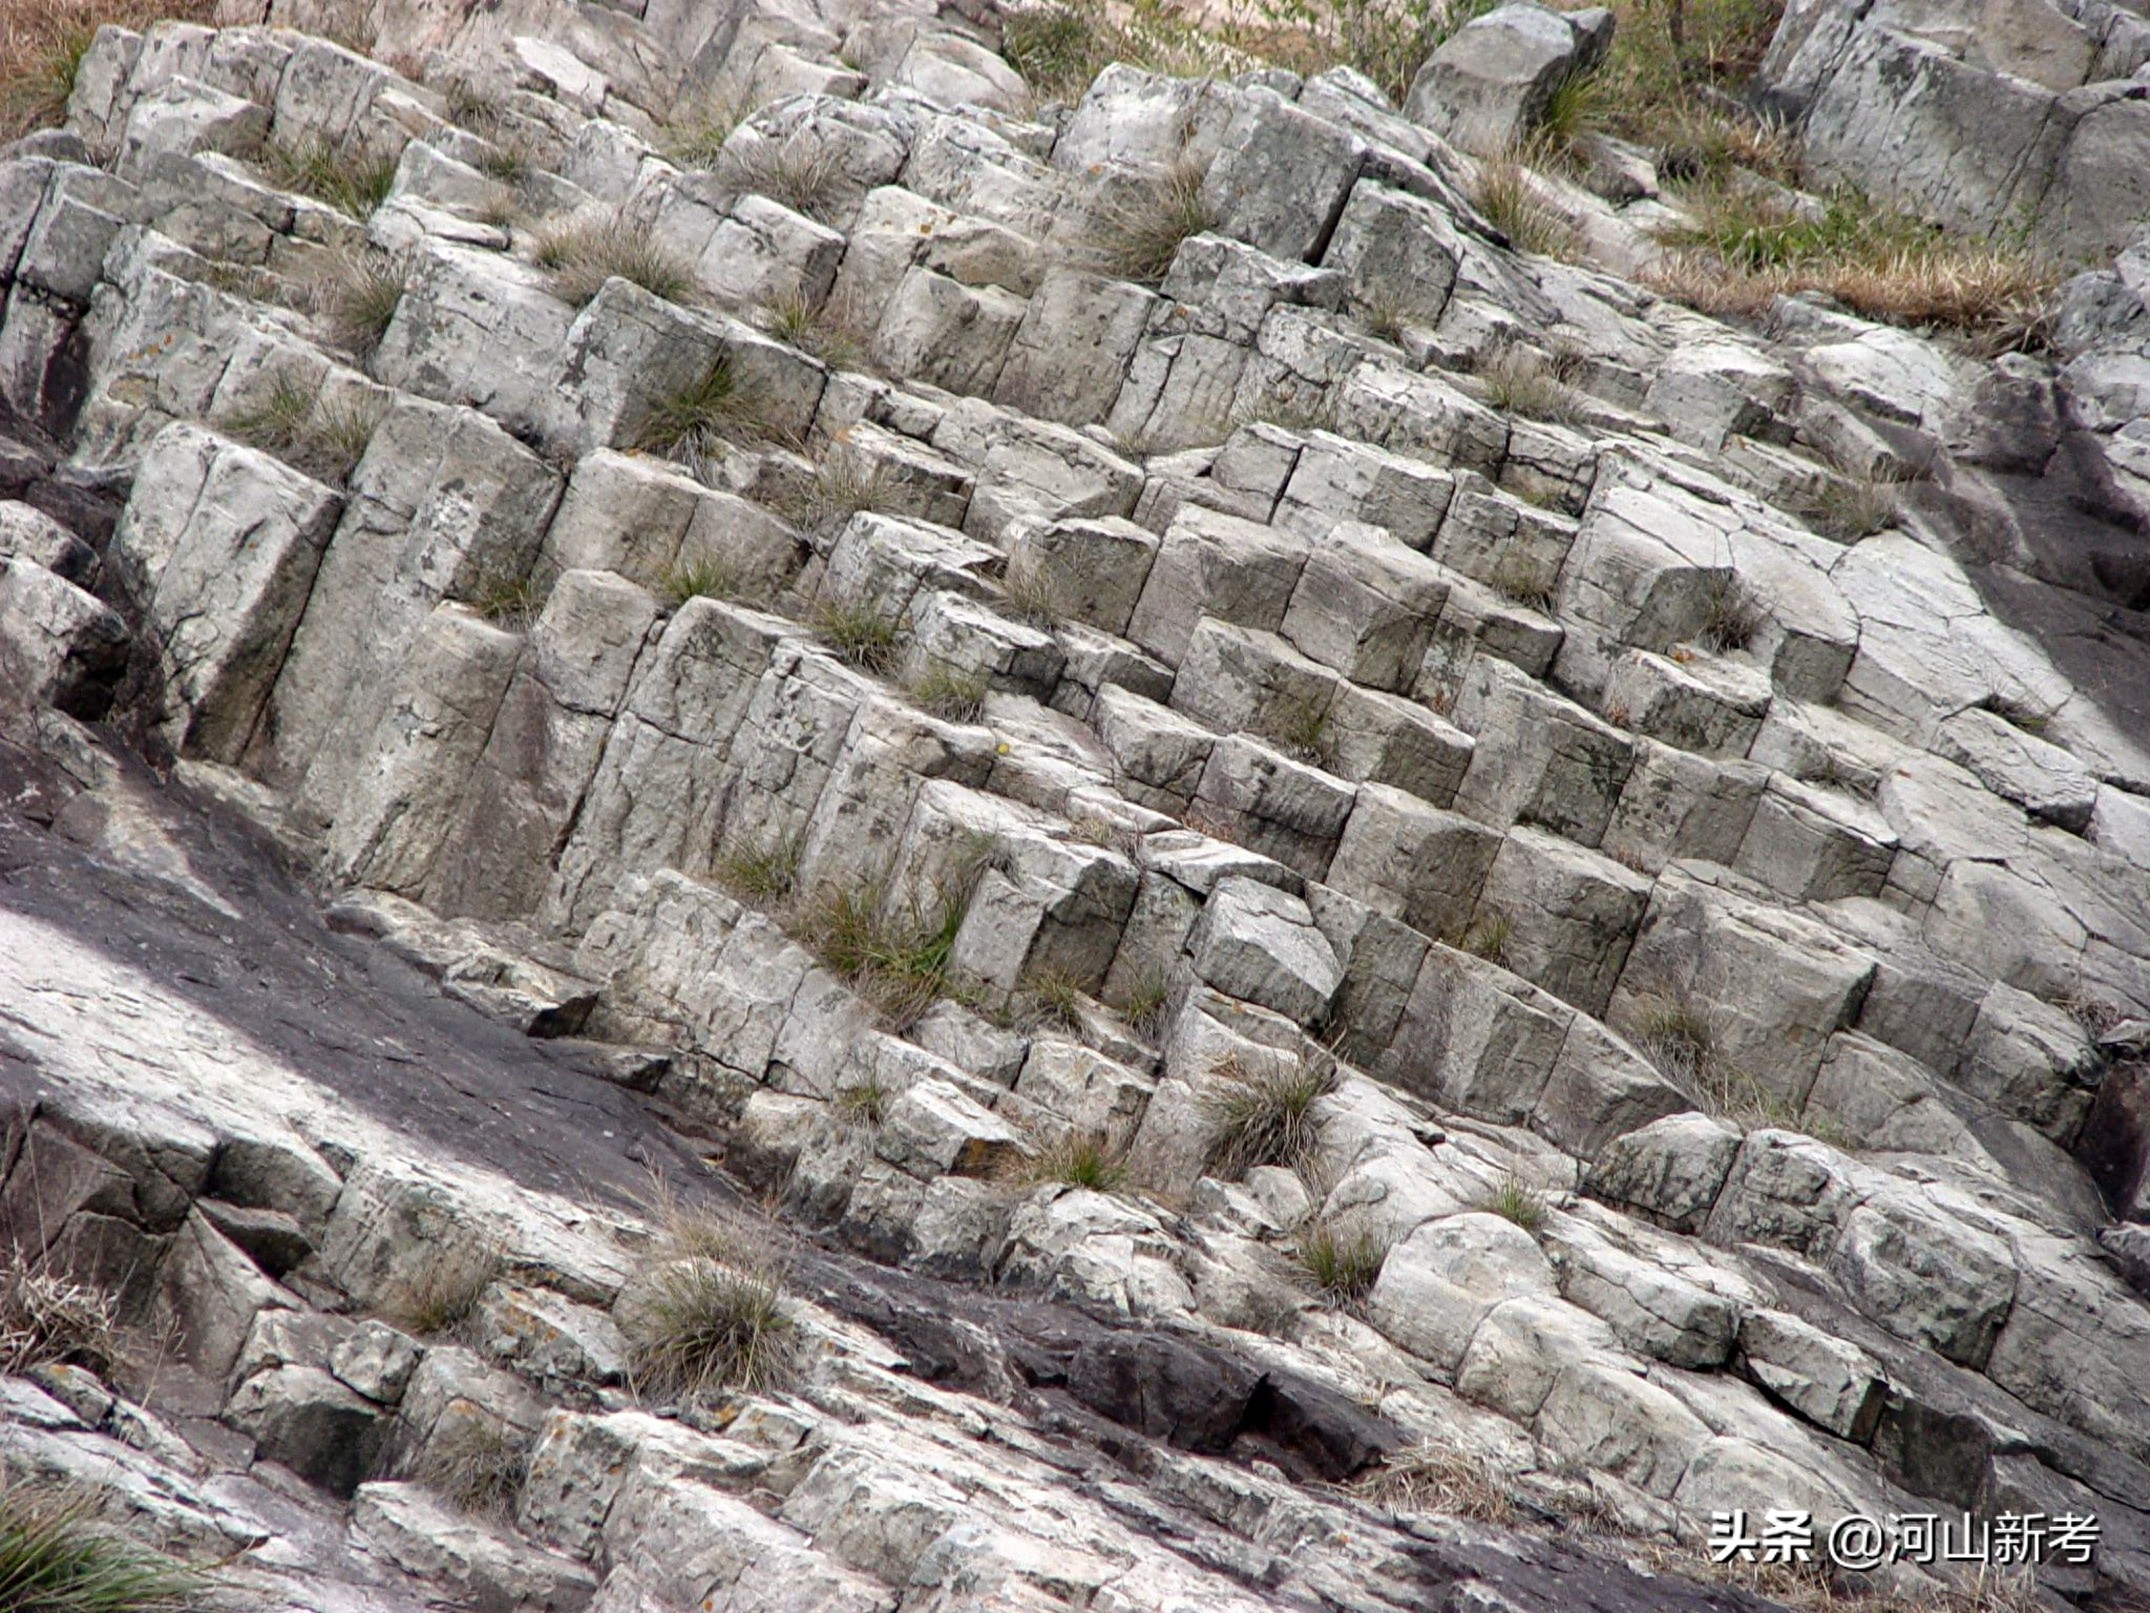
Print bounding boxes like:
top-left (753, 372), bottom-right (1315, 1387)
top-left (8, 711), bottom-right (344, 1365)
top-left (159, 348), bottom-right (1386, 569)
top-left (9, 4), bottom-right (2150, 1611)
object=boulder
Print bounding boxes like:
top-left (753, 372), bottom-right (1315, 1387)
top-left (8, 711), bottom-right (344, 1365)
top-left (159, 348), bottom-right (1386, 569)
top-left (1368, 1211), bottom-right (1557, 1379)
top-left (1185, 875), bottom-right (1342, 1025)
top-left (1405, 3), bottom-right (1613, 156)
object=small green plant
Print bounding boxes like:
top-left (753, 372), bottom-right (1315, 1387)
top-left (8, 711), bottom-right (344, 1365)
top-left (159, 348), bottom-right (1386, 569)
top-left (261, 136), bottom-right (397, 221)
top-left (1478, 1172), bottom-right (1547, 1233)
top-left (381, 1240), bottom-right (501, 1338)
top-left (1112, 970), bottom-right (1170, 1039)
top-left (1356, 1441), bottom-right (1519, 1524)
top-left (832, 1078), bottom-right (890, 1128)
top-left (1468, 151), bottom-right (1576, 259)
top-left (624, 1256), bottom-right (798, 1399)
top-left (472, 140), bottom-right (532, 188)
top-left (1204, 1051), bottom-right (1339, 1179)
top-left (1459, 911), bottom-right (1511, 966)
top-left (1001, 3), bottom-right (1116, 100)
top-left (467, 567), bottom-right (544, 630)
top-left (1536, 65), bottom-right (1603, 160)
top-left (633, 357), bottom-right (783, 461)
top-left (533, 212), bottom-right (694, 309)
top-left (223, 374), bottom-right (384, 486)
top-left (716, 830), bottom-right (801, 903)
top-left (406, 1417), bottom-right (530, 1522)
top-left (1486, 551), bottom-right (1558, 611)
top-left (0, 1484), bottom-right (204, 1612)
top-left (0, 1253), bottom-right (121, 1378)
top-left (1359, 292), bottom-right (1411, 345)
top-left (909, 662), bottom-right (989, 724)
top-left (661, 92), bottom-right (751, 169)
top-left (1696, 570), bottom-right (1765, 653)
top-left (760, 289), bottom-right (863, 371)
top-left (720, 138), bottom-right (845, 223)
top-left (802, 857), bottom-right (985, 1029)
top-left (1089, 157), bottom-right (1214, 284)
top-left (317, 252), bottom-right (407, 358)
top-left (659, 557), bottom-right (742, 608)
top-left (1025, 1131), bottom-right (1129, 1192)
top-left (812, 599), bottom-right (901, 675)
top-left (1297, 1218), bottom-right (1383, 1303)
top-left (1477, 348), bottom-right (1583, 425)
top-left (777, 458), bottom-right (895, 537)
top-left (1019, 970), bottom-right (1089, 1031)
top-left (1273, 692), bottom-right (1331, 767)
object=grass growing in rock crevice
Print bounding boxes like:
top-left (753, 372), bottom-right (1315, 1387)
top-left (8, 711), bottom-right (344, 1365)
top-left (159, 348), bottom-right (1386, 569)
top-left (1297, 1217), bottom-right (1383, 1303)
top-left (222, 374), bottom-right (385, 485)
top-left (259, 137), bottom-right (397, 221)
top-left (1023, 1131), bottom-right (1131, 1192)
top-left (0, 1484), bottom-right (203, 1613)
top-left (0, 0), bottom-right (211, 139)
top-left (1204, 1050), bottom-right (1339, 1179)
top-left (1355, 1441), bottom-right (1521, 1524)
top-left (0, 1253), bottom-right (122, 1378)
top-left (1087, 157), bottom-right (1214, 284)
top-left (623, 1198), bottom-right (801, 1400)
top-left (404, 1417), bottom-right (530, 1523)
top-left (1648, 187), bottom-right (2060, 347)
top-left (799, 854), bottom-right (989, 1030)
top-left (634, 357), bottom-right (788, 463)
top-left (532, 212), bottom-right (693, 309)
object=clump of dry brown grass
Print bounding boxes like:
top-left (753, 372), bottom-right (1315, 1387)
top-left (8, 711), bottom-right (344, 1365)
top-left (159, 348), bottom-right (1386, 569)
top-left (1, 0), bottom-right (211, 139)
top-left (378, 1239), bottom-right (502, 1338)
top-left (1087, 157), bottom-right (1214, 284)
top-left (621, 1198), bottom-right (799, 1400)
top-left (0, 1249), bottom-right (122, 1378)
top-left (1649, 188), bottom-right (2060, 348)
top-left (1354, 1442), bottom-right (1520, 1524)
top-left (1469, 150), bottom-right (1578, 260)
top-left (531, 211), bottom-right (693, 309)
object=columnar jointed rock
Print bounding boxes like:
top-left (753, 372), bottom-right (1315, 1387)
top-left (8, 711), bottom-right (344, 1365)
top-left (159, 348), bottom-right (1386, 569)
top-left (8, 3), bottom-right (2150, 1608)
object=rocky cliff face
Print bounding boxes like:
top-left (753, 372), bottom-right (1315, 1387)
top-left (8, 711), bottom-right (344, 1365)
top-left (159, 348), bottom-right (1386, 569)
top-left (4, 0), bottom-right (2150, 1608)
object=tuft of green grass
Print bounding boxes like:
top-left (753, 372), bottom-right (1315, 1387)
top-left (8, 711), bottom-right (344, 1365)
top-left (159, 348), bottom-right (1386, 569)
top-left (1204, 1051), bottom-right (1339, 1180)
top-left (466, 568), bottom-right (544, 631)
top-left (1468, 151), bottom-right (1577, 259)
top-left (0, 1254), bottom-right (121, 1379)
top-left (760, 290), bottom-right (863, 372)
top-left (1649, 186), bottom-right (2060, 347)
top-left (1018, 969), bottom-right (1089, 1031)
top-left (260, 137), bottom-right (397, 220)
top-left (909, 662), bottom-right (989, 725)
top-left (1024, 1131), bottom-right (1129, 1192)
top-left (1088, 157), bottom-right (1214, 284)
top-left (222, 374), bottom-right (385, 486)
top-left (658, 557), bottom-right (742, 608)
top-left (623, 1256), bottom-right (798, 1400)
top-left (1111, 970), bottom-right (1169, 1039)
top-left (715, 830), bottom-right (801, 904)
top-left (811, 599), bottom-right (901, 675)
top-left (1478, 1172), bottom-right (1547, 1233)
top-left (777, 458), bottom-right (897, 535)
top-left (832, 1078), bottom-right (890, 1129)
top-left (1297, 1218), bottom-right (1383, 1303)
top-left (1273, 692), bottom-right (1331, 768)
top-left (0, 1485), bottom-right (204, 1612)
top-left (661, 92), bottom-right (751, 169)
top-left (316, 251), bottom-right (407, 358)
top-left (1631, 999), bottom-right (1718, 1090)
top-left (2, 0), bottom-right (214, 140)
top-left (800, 857), bottom-right (986, 1030)
top-left (1459, 911), bottom-right (1511, 966)
top-left (633, 357), bottom-right (784, 462)
top-left (532, 212), bottom-right (694, 309)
